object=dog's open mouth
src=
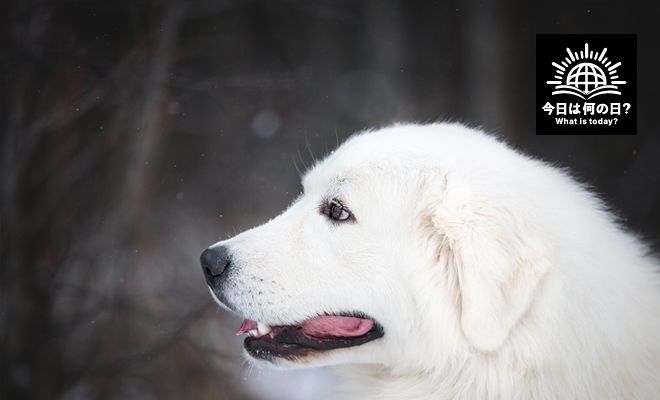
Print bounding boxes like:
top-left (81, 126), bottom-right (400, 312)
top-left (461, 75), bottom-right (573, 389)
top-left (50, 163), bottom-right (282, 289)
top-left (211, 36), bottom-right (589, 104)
top-left (236, 313), bottom-right (384, 361)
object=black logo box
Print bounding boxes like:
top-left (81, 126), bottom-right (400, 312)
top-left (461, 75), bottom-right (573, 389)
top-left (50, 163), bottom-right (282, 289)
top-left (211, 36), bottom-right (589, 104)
top-left (536, 34), bottom-right (636, 135)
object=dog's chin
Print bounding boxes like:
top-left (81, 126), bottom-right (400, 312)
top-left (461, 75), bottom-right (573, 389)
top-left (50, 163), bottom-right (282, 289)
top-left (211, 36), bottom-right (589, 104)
top-left (235, 312), bottom-right (384, 364)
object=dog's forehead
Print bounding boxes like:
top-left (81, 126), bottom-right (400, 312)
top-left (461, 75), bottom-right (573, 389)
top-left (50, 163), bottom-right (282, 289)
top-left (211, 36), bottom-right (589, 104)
top-left (302, 127), bottom-right (431, 191)
top-left (301, 139), bottom-right (390, 192)
top-left (301, 163), bottom-right (357, 194)
top-left (301, 123), bottom-right (502, 194)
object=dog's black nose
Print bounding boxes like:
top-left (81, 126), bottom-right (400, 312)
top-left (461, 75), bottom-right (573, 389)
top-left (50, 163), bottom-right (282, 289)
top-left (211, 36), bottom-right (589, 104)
top-left (200, 246), bottom-right (231, 285)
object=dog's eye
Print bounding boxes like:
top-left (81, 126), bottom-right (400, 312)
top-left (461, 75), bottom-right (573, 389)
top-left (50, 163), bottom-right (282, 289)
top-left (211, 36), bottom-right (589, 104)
top-left (321, 200), bottom-right (353, 222)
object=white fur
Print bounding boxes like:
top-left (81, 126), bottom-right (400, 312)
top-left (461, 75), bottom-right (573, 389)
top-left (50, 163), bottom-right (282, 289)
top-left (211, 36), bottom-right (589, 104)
top-left (211, 123), bottom-right (660, 399)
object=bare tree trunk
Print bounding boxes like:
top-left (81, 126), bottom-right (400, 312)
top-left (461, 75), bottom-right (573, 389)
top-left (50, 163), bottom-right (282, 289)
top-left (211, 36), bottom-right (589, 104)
top-left (114, 2), bottom-right (184, 237)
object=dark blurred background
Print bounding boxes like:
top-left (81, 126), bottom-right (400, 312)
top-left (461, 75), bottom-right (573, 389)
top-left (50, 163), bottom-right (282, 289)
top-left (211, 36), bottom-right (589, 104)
top-left (2, 1), bottom-right (659, 399)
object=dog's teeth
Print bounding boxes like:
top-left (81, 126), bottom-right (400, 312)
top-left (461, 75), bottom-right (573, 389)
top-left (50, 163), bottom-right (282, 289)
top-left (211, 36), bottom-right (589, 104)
top-left (257, 322), bottom-right (272, 335)
top-left (247, 329), bottom-right (258, 337)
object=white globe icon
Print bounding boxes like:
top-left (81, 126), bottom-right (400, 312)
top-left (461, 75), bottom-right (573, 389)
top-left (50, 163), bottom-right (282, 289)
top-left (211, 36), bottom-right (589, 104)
top-left (566, 62), bottom-right (607, 94)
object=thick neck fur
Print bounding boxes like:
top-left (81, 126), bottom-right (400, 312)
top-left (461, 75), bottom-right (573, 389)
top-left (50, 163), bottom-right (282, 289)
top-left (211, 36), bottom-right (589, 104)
top-left (335, 236), bottom-right (660, 400)
top-left (337, 322), bottom-right (660, 400)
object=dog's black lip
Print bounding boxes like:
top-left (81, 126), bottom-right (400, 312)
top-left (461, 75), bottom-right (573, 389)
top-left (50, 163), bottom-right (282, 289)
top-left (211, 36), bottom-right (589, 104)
top-left (242, 312), bottom-right (384, 361)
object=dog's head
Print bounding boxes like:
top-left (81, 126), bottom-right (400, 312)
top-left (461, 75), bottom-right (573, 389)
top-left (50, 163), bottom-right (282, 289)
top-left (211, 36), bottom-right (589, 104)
top-left (201, 123), bottom-right (553, 370)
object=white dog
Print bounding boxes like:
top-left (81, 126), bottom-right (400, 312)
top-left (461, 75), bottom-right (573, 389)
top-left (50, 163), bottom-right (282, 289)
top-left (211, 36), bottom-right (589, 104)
top-left (200, 123), bottom-right (660, 399)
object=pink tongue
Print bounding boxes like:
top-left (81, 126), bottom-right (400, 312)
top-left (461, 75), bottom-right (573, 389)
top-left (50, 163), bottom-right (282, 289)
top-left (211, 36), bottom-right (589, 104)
top-left (301, 316), bottom-right (373, 338)
top-left (236, 319), bottom-right (257, 336)
top-left (235, 316), bottom-right (374, 338)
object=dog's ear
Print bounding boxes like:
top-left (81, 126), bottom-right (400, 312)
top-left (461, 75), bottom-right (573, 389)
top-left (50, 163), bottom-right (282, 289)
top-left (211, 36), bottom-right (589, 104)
top-left (432, 176), bottom-right (551, 352)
